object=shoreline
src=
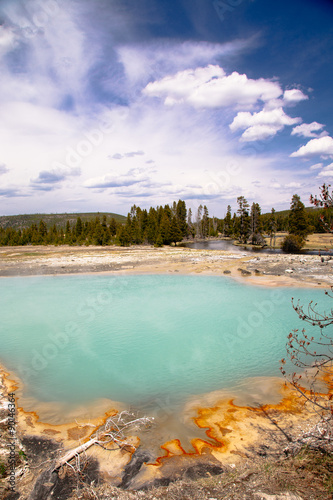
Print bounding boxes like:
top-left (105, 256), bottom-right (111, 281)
top-left (0, 244), bottom-right (332, 287)
top-left (0, 362), bottom-right (323, 491)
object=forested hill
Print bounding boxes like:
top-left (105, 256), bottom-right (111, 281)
top-left (0, 212), bottom-right (126, 230)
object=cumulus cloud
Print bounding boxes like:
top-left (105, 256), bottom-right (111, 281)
top-left (230, 107), bottom-right (301, 142)
top-left (317, 163), bottom-right (333, 178)
top-left (290, 136), bottom-right (333, 158)
top-left (0, 1), bottom-right (328, 215)
top-left (283, 89), bottom-right (308, 105)
top-left (291, 121), bottom-right (326, 138)
top-left (143, 65), bottom-right (283, 109)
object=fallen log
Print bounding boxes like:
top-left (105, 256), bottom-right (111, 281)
top-left (53, 437), bottom-right (98, 471)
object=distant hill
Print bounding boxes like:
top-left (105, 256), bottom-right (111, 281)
top-left (262, 206), bottom-right (320, 218)
top-left (0, 212), bottom-right (126, 230)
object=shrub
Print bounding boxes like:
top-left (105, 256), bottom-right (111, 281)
top-left (281, 234), bottom-right (305, 253)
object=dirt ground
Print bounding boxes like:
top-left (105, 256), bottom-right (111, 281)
top-left (0, 243), bottom-right (332, 288)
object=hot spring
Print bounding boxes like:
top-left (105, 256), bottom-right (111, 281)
top-left (0, 274), bottom-right (329, 421)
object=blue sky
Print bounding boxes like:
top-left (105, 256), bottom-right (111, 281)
top-left (0, 0), bottom-right (333, 217)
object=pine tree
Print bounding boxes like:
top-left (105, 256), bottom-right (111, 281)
top-left (159, 212), bottom-right (171, 245)
top-left (176, 200), bottom-right (187, 238)
top-left (39, 220), bottom-right (48, 243)
top-left (250, 202), bottom-right (264, 246)
top-left (282, 194), bottom-right (312, 253)
top-left (288, 194), bottom-right (311, 237)
top-left (237, 196), bottom-right (251, 244)
top-left (196, 205), bottom-right (203, 238)
top-left (75, 217), bottom-right (83, 240)
top-left (201, 205), bottom-right (209, 239)
top-left (224, 205), bottom-right (233, 237)
top-left (170, 216), bottom-right (183, 245)
top-left (109, 218), bottom-right (118, 237)
top-left (268, 208), bottom-right (277, 247)
top-left (65, 221), bottom-right (72, 244)
top-left (187, 208), bottom-right (195, 238)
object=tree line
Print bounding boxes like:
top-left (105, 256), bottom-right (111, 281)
top-left (0, 192), bottom-right (330, 249)
top-left (219, 193), bottom-right (328, 251)
top-left (0, 201), bottom-right (212, 247)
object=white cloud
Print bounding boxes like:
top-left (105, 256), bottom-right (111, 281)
top-left (0, 1), bottom-right (99, 111)
top-left (230, 107), bottom-right (301, 142)
top-left (283, 89), bottom-right (308, 105)
top-left (317, 163), bottom-right (333, 178)
top-left (0, 2), bottom-right (328, 216)
top-left (118, 39), bottom-right (253, 86)
top-left (285, 182), bottom-right (301, 188)
top-left (0, 101), bottom-right (79, 137)
top-left (143, 65), bottom-right (282, 109)
top-left (290, 136), bottom-right (333, 158)
top-left (309, 163), bottom-right (323, 170)
top-left (291, 121), bottom-right (326, 138)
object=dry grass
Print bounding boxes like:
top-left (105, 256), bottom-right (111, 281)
top-left (67, 449), bottom-right (333, 500)
top-left (304, 233), bottom-right (333, 251)
top-left (265, 232), bottom-right (333, 251)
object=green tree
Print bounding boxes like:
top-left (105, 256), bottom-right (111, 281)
top-left (170, 216), bottom-right (183, 245)
top-left (187, 208), bottom-right (195, 238)
top-left (282, 194), bottom-right (312, 253)
top-left (196, 205), bottom-right (203, 238)
top-left (147, 207), bottom-right (157, 244)
top-left (159, 212), bottom-right (171, 245)
top-left (201, 205), bottom-right (209, 239)
top-left (223, 205), bottom-right (233, 237)
top-left (117, 225), bottom-right (131, 246)
top-left (250, 202), bottom-right (264, 246)
top-left (65, 221), bottom-right (72, 244)
top-left (176, 200), bottom-right (187, 238)
top-left (39, 220), bottom-right (48, 243)
top-left (237, 196), bottom-right (251, 244)
top-left (109, 218), bottom-right (118, 237)
top-left (268, 208), bottom-right (277, 247)
top-left (288, 194), bottom-right (311, 237)
top-left (75, 217), bottom-right (83, 240)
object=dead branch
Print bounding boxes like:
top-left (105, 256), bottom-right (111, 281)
top-left (52, 412), bottom-right (154, 473)
top-left (53, 436), bottom-right (99, 471)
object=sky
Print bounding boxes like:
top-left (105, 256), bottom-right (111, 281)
top-left (0, 0), bottom-right (333, 218)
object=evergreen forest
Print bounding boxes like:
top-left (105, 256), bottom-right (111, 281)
top-left (0, 195), bottom-right (330, 249)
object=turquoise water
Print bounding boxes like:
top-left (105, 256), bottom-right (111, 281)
top-left (0, 275), bottom-right (330, 411)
